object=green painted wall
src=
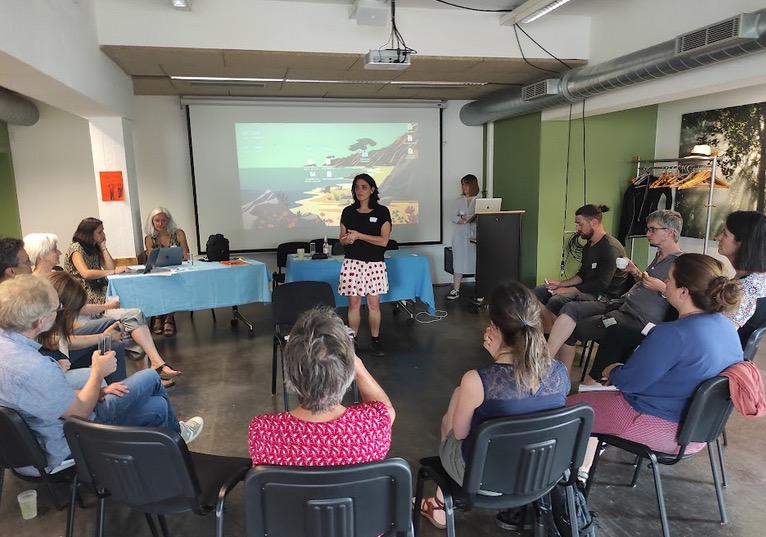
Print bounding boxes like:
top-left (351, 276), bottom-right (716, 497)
top-left (492, 112), bottom-right (541, 286)
top-left (0, 122), bottom-right (22, 238)
top-left (492, 105), bottom-right (658, 286)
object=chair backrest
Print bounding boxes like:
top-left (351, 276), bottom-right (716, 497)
top-left (677, 376), bottom-right (733, 446)
top-left (272, 281), bottom-right (336, 327)
top-left (276, 242), bottom-right (310, 270)
top-left (740, 297), bottom-right (766, 359)
top-left (385, 239), bottom-right (399, 251)
top-left (461, 404), bottom-right (594, 508)
top-left (63, 417), bottom-right (203, 515)
top-left (331, 241), bottom-right (345, 256)
top-left (0, 406), bottom-right (50, 473)
top-left (244, 458), bottom-right (412, 537)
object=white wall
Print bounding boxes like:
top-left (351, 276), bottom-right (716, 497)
top-left (9, 103), bottom-right (98, 244)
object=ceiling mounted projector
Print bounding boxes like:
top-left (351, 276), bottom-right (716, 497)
top-left (364, 49), bottom-right (411, 70)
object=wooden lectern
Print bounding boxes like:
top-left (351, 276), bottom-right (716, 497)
top-left (474, 211), bottom-right (523, 299)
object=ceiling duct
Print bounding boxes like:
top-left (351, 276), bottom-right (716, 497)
top-left (0, 86), bottom-right (39, 126)
top-left (460, 11), bottom-right (766, 126)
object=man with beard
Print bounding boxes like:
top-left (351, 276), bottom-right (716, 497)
top-left (534, 204), bottom-right (627, 334)
top-left (547, 210), bottom-right (684, 371)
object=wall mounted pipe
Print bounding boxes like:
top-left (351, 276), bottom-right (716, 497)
top-left (0, 87), bottom-right (39, 126)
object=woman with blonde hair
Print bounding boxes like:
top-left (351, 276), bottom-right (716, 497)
top-left (419, 281), bottom-right (570, 530)
top-left (144, 207), bottom-right (190, 336)
top-left (447, 174), bottom-right (479, 300)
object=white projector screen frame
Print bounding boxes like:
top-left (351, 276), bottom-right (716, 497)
top-left (186, 99), bottom-right (444, 252)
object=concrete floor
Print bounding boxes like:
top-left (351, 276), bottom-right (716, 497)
top-left (1, 284), bottom-right (765, 537)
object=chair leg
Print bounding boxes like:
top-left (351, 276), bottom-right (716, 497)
top-left (211, 309), bottom-right (217, 323)
top-left (585, 439), bottom-right (605, 498)
top-left (647, 453), bottom-right (670, 537)
top-left (442, 491), bottom-right (457, 537)
top-left (66, 476), bottom-right (78, 537)
top-left (44, 479), bottom-right (66, 511)
top-left (0, 468), bottom-right (4, 510)
top-left (271, 338), bottom-right (279, 395)
top-left (96, 496), bottom-right (107, 537)
top-left (630, 455), bottom-right (643, 487)
top-left (413, 467), bottom-right (428, 536)
top-left (722, 428), bottom-right (728, 447)
top-left (579, 341), bottom-right (597, 382)
top-left (158, 514), bottom-right (171, 537)
top-left (716, 437), bottom-right (727, 487)
top-left (707, 442), bottom-right (728, 524)
top-left (145, 514), bottom-right (160, 537)
top-left (564, 484), bottom-right (579, 537)
top-left (280, 347), bottom-right (289, 411)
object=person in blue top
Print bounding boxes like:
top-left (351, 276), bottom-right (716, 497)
top-left (338, 173), bottom-right (392, 357)
top-left (418, 281), bottom-right (570, 530)
top-left (568, 253), bottom-right (743, 480)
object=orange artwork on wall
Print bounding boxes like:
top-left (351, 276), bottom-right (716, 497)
top-left (99, 171), bottom-right (125, 202)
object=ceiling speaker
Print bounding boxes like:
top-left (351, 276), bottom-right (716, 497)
top-left (352, 0), bottom-right (389, 27)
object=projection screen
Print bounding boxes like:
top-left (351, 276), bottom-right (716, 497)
top-left (186, 100), bottom-right (443, 252)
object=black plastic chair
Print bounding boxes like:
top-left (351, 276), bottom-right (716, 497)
top-left (414, 404), bottom-right (594, 537)
top-left (271, 281), bottom-right (337, 410)
top-left (740, 297), bottom-right (766, 361)
top-left (244, 457), bottom-right (413, 537)
top-left (332, 241), bottom-right (345, 255)
top-left (0, 406), bottom-right (81, 512)
top-left (63, 417), bottom-right (251, 537)
top-left (586, 376), bottom-right (733, 537)
top-left (273, 241), bottom-right (310, 290)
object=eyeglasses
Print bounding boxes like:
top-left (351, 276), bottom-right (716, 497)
top-left (645, 226), bottom-right (669, 233)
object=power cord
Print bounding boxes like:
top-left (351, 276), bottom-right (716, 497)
top-left (432, 0), bottom-right (512, 12)
top-left (380, 0), bottom-right (417, 57)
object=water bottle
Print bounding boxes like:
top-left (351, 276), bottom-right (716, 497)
top-left (322, 235), bottom-right (330, 256)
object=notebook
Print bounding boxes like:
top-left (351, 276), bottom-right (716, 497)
top-left (144, 247), bottom-right (183, 273)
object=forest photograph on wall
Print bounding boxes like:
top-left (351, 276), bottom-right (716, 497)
top-left (676, 101), bottom-right (766, 238)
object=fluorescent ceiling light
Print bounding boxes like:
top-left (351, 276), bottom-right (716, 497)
top-left (171, 0), bottom-right (191, 10)
top-left (500, 0), bottom-right (573, 25)
top-left (170, 76), bottom-right (486, 87)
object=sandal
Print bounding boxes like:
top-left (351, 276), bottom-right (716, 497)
top-left (163, 319), bottom-right (177, 337)
top-left (162, 378), bottom-right (176, 389)
top-left (152, 317), bottom-right (163, 335)
top-left (418, 496), bottom-right (446, 530)
top-left (155, 363), bottom-right (182, 379)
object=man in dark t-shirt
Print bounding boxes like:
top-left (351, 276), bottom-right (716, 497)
top-left (534, 204), bottom-right (627, 332)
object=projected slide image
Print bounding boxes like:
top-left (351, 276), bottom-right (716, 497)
top-left (236, 123), bottom-right (421, 233)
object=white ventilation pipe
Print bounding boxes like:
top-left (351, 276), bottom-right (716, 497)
top-left (460, 10), bottom-right (766, 126)
top-left (0, 87), bottom-right (39, 126)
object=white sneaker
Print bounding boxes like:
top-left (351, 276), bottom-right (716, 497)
top-left (179, 417), bottom-right (204, 444)
top-left (447, 289), bottom-right (460, 300)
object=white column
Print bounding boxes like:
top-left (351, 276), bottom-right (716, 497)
top-left (88, 117), bottom-right (143, 258)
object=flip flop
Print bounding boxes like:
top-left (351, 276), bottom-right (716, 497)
top-left (417, 496), bottom-right (447, 530)
top-left (163, 320), bottom-right (177, 337)
top-left (155, 363), bottom-right (182, 379)
top-left (162, 378), bottom-right (176, 389)
top-left (152, 317), bottom-right (163, 335)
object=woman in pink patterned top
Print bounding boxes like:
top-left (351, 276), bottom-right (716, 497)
top-left (248, 307), bottom-right (395, 466)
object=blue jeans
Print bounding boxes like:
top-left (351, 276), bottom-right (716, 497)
top-left (93, 369), bottom-right (180, 433)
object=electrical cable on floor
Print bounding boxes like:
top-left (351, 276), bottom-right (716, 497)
top-left (415, 309), bottom-right (448, 324)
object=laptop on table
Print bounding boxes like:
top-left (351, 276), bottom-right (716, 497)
top-left (468, 198), bottom-right (503, 222)
top-left (144, 247), bottom-right (184, 273)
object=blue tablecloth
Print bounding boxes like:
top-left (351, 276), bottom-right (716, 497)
top-left (106, 260), bottom-right (271, 317)
top-left (285, 251), bottom-right (435, 315)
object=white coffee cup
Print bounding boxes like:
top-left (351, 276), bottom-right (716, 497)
top-left (615, 257), bottom-right (629, 269)
top-left (296, 248), bottom-right (305, 260)
top-left (17, 490), bottom-right (37, 520)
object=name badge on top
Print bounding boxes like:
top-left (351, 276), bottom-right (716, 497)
top-left (370, 216), bottom-right (378, 222)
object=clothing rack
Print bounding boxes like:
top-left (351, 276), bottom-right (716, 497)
top-left (634, 155), bottom-right (725, 254)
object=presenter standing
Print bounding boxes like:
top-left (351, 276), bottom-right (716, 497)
top-left (339, 174), bottom-right (392, 357)
top-left (447, 174), bottom-right (479, 300)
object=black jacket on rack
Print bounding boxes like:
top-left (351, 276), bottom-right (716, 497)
top-left (617, 177), bottom-right (672, 245)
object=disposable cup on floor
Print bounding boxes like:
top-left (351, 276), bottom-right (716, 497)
top-left (17, 490), bottom-right (37, 520)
